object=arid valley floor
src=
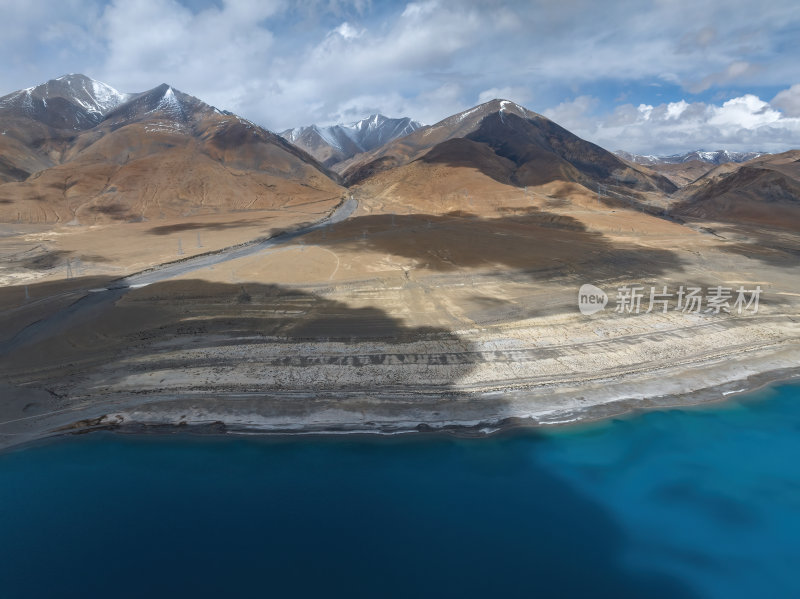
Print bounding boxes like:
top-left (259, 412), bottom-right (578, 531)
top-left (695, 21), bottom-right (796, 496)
top-left (1, 85), bottom-right (799, 448)
top-left (2, 171), bottom-right (799, 448)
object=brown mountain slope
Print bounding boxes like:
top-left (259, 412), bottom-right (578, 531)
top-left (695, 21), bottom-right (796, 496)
top-left (333, 102), bottom-right (509, 177)
top-left (0, 115), bottom-right (91, 184)
top-left (341, 99), bottom-right (676, 198)
top-left (638, 160), bottom-right (716, 187)
top-left (671, 151), bottom-right (800, 229)
top-left (0, 77), bottom-right (343, 224)
top-left (0, 74), bottom-right (133, 183)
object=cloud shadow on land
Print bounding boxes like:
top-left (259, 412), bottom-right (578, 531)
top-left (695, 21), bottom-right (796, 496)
top-left (0, 278), bottom-right (476, 383)
top-left (88, 203), bottom-right (134, 221)
top-left (1, 278), bottom-right (498, 438)
top-left (5, 248), bottom-right (113, 274)
top-left (708, 223), bottom-right (800, 268)
top-left (311, 208), bottom-right (688, 282)
top-left (723, 240), bottom-right (800, 268)
top-left (117, 279), bottom-right (456, 343)
top-left (146, 219), bottom-right (275, 236)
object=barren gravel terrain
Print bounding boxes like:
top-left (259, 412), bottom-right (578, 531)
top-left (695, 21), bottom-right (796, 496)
top-left (1, 178), bottom-right (798, 448)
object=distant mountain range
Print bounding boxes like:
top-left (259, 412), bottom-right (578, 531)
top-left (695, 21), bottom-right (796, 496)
top-left (280, 115), bottom-right (423, 167)
top-left (1, 74), bottom-right (797, 231)
top-left (615, 149), bottom-right (766, 166)
top-left (670, 150), bottom-right (800, 229)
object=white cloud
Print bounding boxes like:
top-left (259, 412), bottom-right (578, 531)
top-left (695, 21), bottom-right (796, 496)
top-left (545, 93), bottom-right (800, 155)
top-left (254, 1), bottom-right (488, 128)
top-left (542, 96), bottom-right (599, 130)
top-left (1, 0), bottom-right (799, 143)
top-left (707, 95), bottom-right (781, 128)
top-left (401, 1), bottom-right (438, 19)
top-left (665, 100), bottom-right (689, 120)
top-left (638, 104), bottom-right (654, 120)
top-left (333, 22), bottom-right (362, 40)
top-left (96, 0), bottom-right (280, 114)
top-left (0, 0), bottom-right (105, 91)
top-left (772, 84), bottom-right (800, 118)
top-left (686, 61), bottom-right (761, 94)
top-left (477, 86), bottom-right (531, 105)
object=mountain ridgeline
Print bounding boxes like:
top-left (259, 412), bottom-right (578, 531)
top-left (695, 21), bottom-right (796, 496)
top-left (0, 74), bottom-right (793, 230)
top-left (615, 150), bottom-right (765, 166)
top-left (338, 99), bottom-right (677, 195)
top-left (280, 114), bottom-right (423, 168)
top-left (0, 75), bottom-right (342, 223)
top-left (670, 151), bottom-right (800, 229)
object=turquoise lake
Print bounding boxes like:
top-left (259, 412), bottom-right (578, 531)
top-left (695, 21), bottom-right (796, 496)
top-left (1, 382), bottom-right (799, 598)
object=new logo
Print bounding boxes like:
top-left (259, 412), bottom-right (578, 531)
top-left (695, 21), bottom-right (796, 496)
top-left (578, 284), bottom-right (608, 315)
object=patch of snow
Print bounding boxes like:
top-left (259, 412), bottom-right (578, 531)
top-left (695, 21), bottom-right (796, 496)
top-left (502, 100), bottom-right (526, 114)
top-left (282, 114), bottom-right (424, 157)
top-left (453, 105), bottom-right (481, 123)
top-left (90, 79), bottom-right (129, 113)
top-left (158, 87), bottom-right (179, 109)
top-left (340, 124), bottom-right (362, 145)
top-left (145, 86), bottom-right (187, 120)
top-left (144, 121), bottom-right (186, 134)
top-left (314, 125), bottom-right (345, 151)
top-left (22, 90), bottom-right (34, 113)
top-left (235, 116), bottom-right (257, 129)
top-left (285, 128), bottom-right (302, 142)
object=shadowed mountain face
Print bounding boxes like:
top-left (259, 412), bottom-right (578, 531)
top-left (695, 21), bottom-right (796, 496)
top-left (342, 99), bottom-right (676, 195)
top-left (637, 160), bottom-right (717, 188)
top-left (0, 75), bottom-right (343, 223)
top-left (0, 75), bottom-right (127, 184)
top-left (281, 114), bottom-right (423, 167)
top-left (462, 112), bottom-right (676, 192)
top-left (671, 151), bottom-right (800, 229)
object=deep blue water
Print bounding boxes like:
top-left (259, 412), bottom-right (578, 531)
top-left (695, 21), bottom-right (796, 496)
top-left (1, 382), bottom-right (799, 599)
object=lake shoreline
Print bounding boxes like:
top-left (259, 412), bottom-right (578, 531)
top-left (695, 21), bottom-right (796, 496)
top-left (3, 363), bottom-right (798, 453)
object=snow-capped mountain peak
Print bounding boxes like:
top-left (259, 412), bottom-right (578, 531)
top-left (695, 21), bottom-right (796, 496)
top-left (280, 113), bottom-right (424, 167)
top-left (615, 149), bottom-right (766, 166)
top-left (88, 78), bottom-right (130, 113)
top-left (0, 74), bottom-right (130, 130)
top-left (156, 86), bottom-right (182, 113)
top-left (100, 83), bottom-right (210, 125)
top-left (351, 113), bottom-right (385, 131)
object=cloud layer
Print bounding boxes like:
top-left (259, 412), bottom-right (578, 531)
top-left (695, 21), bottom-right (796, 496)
top-left (1, 0), bottom-right (799, 154)
top-left (545, 93), bottom-right (800, 155)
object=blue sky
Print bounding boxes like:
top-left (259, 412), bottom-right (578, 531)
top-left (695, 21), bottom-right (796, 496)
top-left (1, 0), bottom-right (799, 154)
